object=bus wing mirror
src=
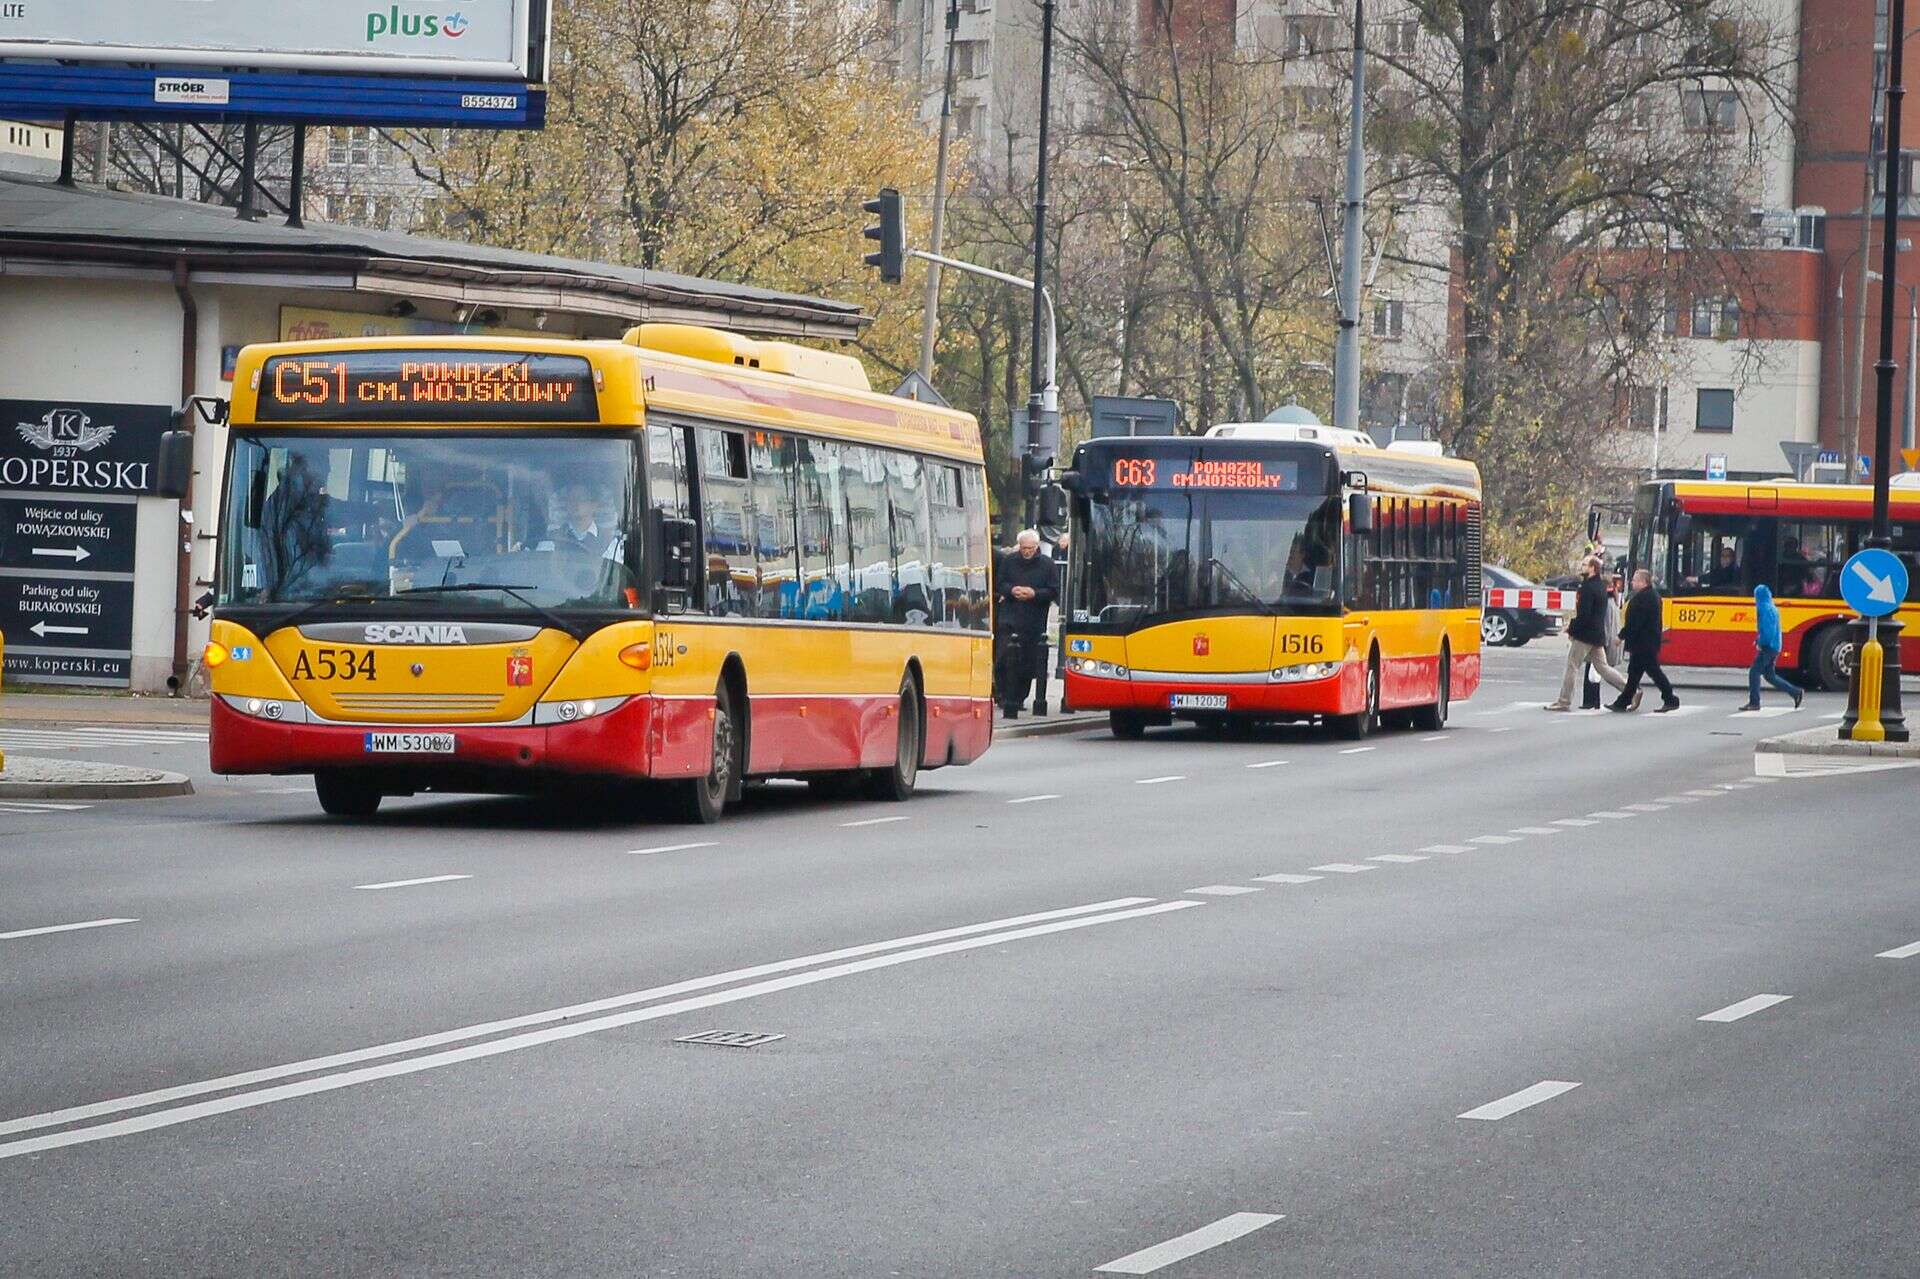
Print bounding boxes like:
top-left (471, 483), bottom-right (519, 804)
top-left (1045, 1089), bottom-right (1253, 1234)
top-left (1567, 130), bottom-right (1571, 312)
top-left (1058, 467), bottom-right (1085, 494)
top-left (155, 428), bottom-right (194, 501)
top-left (1348, 491), bottom-right (1373, 533)
top-left (655, 514), bottom-right (699, 593)
top-left (1038, 483), bottom-right (1069, 529)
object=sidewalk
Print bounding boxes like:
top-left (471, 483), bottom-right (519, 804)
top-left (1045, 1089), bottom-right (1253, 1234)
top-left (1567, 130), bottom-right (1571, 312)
top-left (0, 690), bottom-right (210, 726)
top-left (1756, 723), bottom-right (1920, 760)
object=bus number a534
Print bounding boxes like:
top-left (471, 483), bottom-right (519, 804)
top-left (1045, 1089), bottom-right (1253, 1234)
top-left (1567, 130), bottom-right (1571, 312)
top-left (290, 648), bottom-right (377, 681)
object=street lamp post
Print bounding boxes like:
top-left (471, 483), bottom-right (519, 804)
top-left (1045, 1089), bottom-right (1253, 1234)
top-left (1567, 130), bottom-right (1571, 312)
top-left (1023, 0), bottom-right (1059, 526)
top-left (1844, 0), bottom-right (1910, 742)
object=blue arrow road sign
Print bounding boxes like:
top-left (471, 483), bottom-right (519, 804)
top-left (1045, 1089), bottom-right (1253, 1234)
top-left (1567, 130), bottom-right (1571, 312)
top-left (1840, 548), bottom-right (1909, 618)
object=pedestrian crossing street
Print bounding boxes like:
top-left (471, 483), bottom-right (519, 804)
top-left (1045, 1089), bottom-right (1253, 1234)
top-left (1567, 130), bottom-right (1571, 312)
top-left (0, 726), bottom-right (208, 753)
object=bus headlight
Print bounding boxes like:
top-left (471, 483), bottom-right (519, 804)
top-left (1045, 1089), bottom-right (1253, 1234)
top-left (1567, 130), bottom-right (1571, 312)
top-left (1067, 657), bottom-right (1129, 679)
top-left (1270, 661), bottom-right (1342, 682)
top-left (534, 696), bottom-right (629, 726)
top-left (219, 694), bottom-right (306, 722)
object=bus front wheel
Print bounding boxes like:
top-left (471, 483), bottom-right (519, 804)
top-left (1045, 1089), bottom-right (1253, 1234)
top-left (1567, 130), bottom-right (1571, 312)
top-left (1110, 710), bottom-right (1150, 740)
top-left (315, 771), bottom-right (382, 818)
top-left (667, 682), bottom-right (738, 824)
top-left (1809, 624), bottom-right (1855, 692)
top-left (1332, 655), bottom-right (1380, 740)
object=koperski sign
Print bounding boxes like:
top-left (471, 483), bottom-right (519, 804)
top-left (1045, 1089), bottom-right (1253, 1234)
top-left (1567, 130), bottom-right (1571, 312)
top-left (2, 400), bottom-right (174, 496)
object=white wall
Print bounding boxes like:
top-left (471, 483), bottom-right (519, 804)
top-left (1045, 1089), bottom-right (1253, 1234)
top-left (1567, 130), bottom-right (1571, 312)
top-left (1647, 337), bottom-right (1821, 476)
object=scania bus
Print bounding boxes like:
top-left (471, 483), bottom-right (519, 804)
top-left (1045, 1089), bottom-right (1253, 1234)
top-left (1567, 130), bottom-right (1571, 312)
top-left (178, 326), bottom-right (995, 821)
top-left (1624, 476), bottom-right (1920, 689)
top-left (1058, 426), bottom-right (1483, 739)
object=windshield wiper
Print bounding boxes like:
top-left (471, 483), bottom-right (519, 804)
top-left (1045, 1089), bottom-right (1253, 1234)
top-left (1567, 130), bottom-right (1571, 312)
top-left (398, 583), bottom-right (589, 640)
top-left (260, 590), bottom-right (431, 636)
top-left (1202, 557), bottom-right (1276, 615)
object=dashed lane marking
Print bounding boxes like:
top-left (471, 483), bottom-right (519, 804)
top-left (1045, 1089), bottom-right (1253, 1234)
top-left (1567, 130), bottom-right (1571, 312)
top-left (1245, 760), bottom-right (1289, 769)
top-left (1488, 726), bottom-right (1517, 734)
top-left (1187, 885), bottom-right (1261, 896)
top-left (1622, 803), bottom-right (1668, 812)
top-left (1253, 873), bottom-right (1323, 885)
top-left (1589, 810), bottom-right (1636, 819)
top-left (1653, 796), bottom-right (1698, 804)
top-left (1734, 706), bottom-right (1800, 719)
top-left (1095, 1212), bottom-right (1285, 1275)
top-left (1470, 835), bottom-right (1520, 845)
top-left (353, 875), bottom-right (472, 891)
top-left (1509, 826), bottom-right (1564, 836)
top-left (1007, 794), bottom-right (1061, 805)
top-left (1551, 818), bottom-right (1597, 827)
top-left (1877, 940), bottom-right (1920, 959)
top-left (625, 842), bottom-right (718, 856)
top-left (1684, 789), bottom-right (1725, 797)
top-left (1338, 747), bottom-right (1376, 754)
top-left (1421, 844), bottom-right (1475, 854)
top-left (1699, 994), bottom-right (1792, 1023)
top-left (1309, 863), bottom-right (1377, 874)
top-left (1135, 776), bottom-right (1185, 786)
top-left (841, 815), bottom-right (912, 828)
top-left (1368, 853), bottom-right (1428, 863)
top-left (0, 802), bottom-right (95, 814)
top-left (1459, 1080), bottom-right (1581, 1121)
top-left (0, 917), bottom-right (137, 942)
top-left (1419, 735), bottom-right (1450, 742)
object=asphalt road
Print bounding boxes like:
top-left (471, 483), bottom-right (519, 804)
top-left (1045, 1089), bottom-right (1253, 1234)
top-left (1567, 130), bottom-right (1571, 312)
top-left (2, 644), bottom-right (1915, 1277)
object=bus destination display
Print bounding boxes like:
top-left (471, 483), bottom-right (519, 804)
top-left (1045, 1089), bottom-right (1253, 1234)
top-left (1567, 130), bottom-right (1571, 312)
top-left (255, 352), bottom-right (599, 423)
top-left (1108, 456), bottom-right (1299, 491)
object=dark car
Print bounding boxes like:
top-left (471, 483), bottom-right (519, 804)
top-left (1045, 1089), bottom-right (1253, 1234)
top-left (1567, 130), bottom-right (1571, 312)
top-left (1481, 564), bottom-right (1562, 647)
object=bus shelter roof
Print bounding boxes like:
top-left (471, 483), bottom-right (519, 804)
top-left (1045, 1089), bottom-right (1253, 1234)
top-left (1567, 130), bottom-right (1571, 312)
top-left (0, 173), bottom-right (867, 340)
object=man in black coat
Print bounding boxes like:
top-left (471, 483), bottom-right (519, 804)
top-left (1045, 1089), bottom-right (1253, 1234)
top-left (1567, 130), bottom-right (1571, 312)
top-left (995, 529), bottom-right (1057, 718)
top-left (1609, 568), bottom-right (1679, 713)
top-left (1546, 556), bottom-right (1628, 710)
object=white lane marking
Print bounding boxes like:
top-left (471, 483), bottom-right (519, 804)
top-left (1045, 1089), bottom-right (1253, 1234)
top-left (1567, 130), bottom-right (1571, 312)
top-left (1338, 746), bottom-right (1376, 755)
top-left (1253, 873), bottom-right (1322, 885)
top-left (1736, 706), bottom-right (1799, 719)
top-left (1747, 775), bottom-right (1781, 783)
top-left (1419, 735), bottom-right (1450, 742)
top-left (71, 726), bottom-right (208, 738)
top-left (1752, 753), bottom-right (1789, 776)
top-left (1622, 803), bottom-right (1667, 812)
top-left (1458, 1080), bottom-right (1581, 1121)
top-left (1877, 940), bottom-right (1920, 959)
top-left (1470, 835), bottom-right (1520, 845)
top-left (0, 917), bottom-right (137, 942)
top-left (1821, 711), bottom-right (1846, 719)
top-left (0, 800), bottom-right (91, 811)
top-left (1245, 760), bottom-right (1289, 769)
top-left (625, 842), bottom-right (718, 856)
top-left (1488, 726), bottom-right (1516, 733)
top-left (1509, 826), bottom-right (1564, 836)
top-left (1421, 844), bottom-right (1474, 854)
top-left (0, 900), bottom-right (1201, 1161)
top-left (1648, 704), bottom-right (1705, 718)
top-left (1135, 775), bottom-right (1185, 786)
top-left (353, 875), bottom-right (472, 891)
top-left (1719, 782), bottom-right (1755, 790)
top-left (1684, 789), bottom-right (1725, 798)
top-left (1188, 885), bottom-right (1261, 896)
top-left (253, 786), bottom-right (314, 796)
top-left (1368, 853), bottom-right (1428, 863)
top-left (0, 896), bottom-right (1158, 1142)
top-left (841, 815), bottom-right (911, 827)
top-left (1589, 810), bottom-right (1635, 819)
top-left (1551, 818), bottom-right (1597, 827)
top-left (1095, 1212), bottom-right (1285, 1274)
top-left (1309, 862), bottom-right (1376, 873)
top-left (1007, 794), bottom-right (1061, 805)
top-left (1653, 796), bottom-right (1698, 804)
top-left (1698, 994), bottom-right (1792, 1023)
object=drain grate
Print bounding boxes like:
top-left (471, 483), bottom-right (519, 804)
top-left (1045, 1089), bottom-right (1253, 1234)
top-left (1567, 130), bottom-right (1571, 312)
top-left (674, 1030), bottom-right (785, 1048)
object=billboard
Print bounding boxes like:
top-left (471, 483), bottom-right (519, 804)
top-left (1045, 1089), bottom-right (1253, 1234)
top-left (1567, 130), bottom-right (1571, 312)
top-left (0, 0), bottom-right (549, 81)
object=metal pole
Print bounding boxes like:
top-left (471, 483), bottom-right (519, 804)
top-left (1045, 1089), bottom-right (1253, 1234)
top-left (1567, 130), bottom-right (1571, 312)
top-left (1873, 0), bottom-right (1905, 542)
top-left (1024, 0), bottom-right (1058, 526)
top-left (238, 122), bottom-right (260, 221)
top-left (1332, 0), bottom-right (1367, 432)
top-left (1907, 286), bottom-right (1917, 452)
top-left (57, 114), bottom-right (76, 187)
top-left (918, 0), bottom-right (960, 380)
top-left (91, 122), bottom-right (110, 184)
top-left (1852, 47), bottom-right (1888, 483)
top-left (286, 124), bottom-right (308, 229)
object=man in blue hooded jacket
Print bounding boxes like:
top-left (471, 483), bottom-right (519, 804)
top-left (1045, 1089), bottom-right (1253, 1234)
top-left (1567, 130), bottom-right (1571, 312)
top-left (1740, 584), bottom-right (1804, 711)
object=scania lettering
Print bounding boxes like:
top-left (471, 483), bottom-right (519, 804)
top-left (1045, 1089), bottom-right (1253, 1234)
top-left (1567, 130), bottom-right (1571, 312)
top-left (197, 329), bottom-right (992, 821)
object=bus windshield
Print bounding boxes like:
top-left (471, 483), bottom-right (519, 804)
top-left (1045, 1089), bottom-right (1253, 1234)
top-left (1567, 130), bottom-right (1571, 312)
top-left (1079, 489), bottom-right (1340, 624)
top-left (218, 433), bottom-right (639, 612)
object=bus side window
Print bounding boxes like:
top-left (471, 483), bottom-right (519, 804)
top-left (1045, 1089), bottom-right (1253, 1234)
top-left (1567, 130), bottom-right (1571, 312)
top-left (646, 424), bottom-right (697, 610)
top-left (697, 427), bottom-right (754, 617)
top-left (749, 432), bottom-right (799, 621)
top-left (844, 444), bottom-right (893, 623)
top-left (960, 466), bottom-right (991, 630)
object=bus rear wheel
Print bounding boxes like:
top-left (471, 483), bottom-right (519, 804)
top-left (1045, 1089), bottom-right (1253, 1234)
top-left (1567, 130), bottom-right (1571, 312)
top-left (315, 771), bottom-right (382, 818)
top-left (1412, 651), bottom-right (1450, 731)
top-left (864, 675), bottom-right (923, 801)
top-left (666, 681), bottom-right (738, 824)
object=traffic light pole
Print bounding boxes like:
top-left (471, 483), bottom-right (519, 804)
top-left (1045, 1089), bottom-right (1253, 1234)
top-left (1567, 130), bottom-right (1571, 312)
top-left (1845, 0), bottom-right (1909, 742)
top-left (909, 249), bottom-right (1056, 411)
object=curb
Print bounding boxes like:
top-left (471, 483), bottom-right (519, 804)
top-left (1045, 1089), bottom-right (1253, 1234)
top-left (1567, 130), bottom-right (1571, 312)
top-left (0, 774), bottom-right (195, 800)
top-left (1754, 725), bottom-right (1920, 760)
top-left (998, 712), bottom-right (1107, 739)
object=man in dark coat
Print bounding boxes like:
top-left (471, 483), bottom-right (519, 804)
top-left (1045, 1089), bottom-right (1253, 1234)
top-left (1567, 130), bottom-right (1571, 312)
top-left (995, 528), bottom-right (1057, 718)
top-left (1610, 568), bottom-right (1680, 713)
top-left (1546, 556), bottom-right (1628, 710)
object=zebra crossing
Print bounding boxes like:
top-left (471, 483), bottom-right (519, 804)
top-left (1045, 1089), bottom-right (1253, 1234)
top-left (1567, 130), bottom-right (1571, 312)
top-left (0, 725), bottom-right (208, 753)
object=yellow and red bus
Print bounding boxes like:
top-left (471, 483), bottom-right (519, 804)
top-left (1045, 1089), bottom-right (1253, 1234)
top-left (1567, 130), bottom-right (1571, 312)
top-left (1058, 427), bottom-right (1483, 739)
top-left (185, 325), bottom-right (994, 821)
top-left (1625, 476), bottom-right (1920, 688)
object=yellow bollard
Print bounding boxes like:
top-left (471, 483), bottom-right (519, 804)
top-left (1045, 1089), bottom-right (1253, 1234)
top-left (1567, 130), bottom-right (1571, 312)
top-left (1853, 634), bottom-right (1887, 743)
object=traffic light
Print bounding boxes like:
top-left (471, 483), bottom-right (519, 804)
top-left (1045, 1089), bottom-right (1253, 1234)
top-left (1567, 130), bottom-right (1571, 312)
top-left (863, 187), bottom-right (904, 284)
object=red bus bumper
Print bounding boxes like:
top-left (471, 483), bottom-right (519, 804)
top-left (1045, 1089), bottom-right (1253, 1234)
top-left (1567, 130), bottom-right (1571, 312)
top-left (1067, 652), bottom-right (1480, 717)
top-left (210, 694), bottom-right (659, 780)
